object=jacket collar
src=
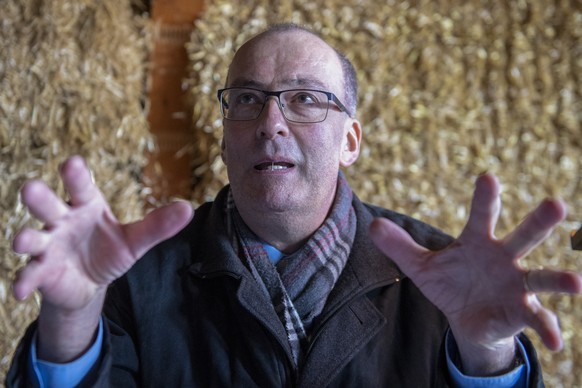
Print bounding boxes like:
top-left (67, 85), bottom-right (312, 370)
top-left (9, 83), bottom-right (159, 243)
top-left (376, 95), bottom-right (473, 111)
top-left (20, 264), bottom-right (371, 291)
top-left (187, 186), bottom-right (403, 298)
top-left (186, 185), bottom-right (247, 277)
top-left (313, 194), bottom-right (403, 324)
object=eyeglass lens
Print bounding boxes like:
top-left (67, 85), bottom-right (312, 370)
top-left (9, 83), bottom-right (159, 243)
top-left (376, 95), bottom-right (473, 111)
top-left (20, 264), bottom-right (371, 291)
top-left (221, 88), bottom-right (330, 123)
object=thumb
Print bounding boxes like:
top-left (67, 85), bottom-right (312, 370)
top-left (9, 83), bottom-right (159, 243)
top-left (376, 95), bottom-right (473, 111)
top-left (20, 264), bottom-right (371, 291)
top-left (369, 218), bottom-right (428, 275)
top-left (124, 201), bottom-right (194, 258)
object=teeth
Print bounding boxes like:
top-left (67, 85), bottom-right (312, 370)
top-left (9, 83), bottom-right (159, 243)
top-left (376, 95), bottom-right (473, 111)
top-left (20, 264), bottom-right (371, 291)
top-left (268, 162), bottom-right (288, 170)
top-left (255, 161), bottom-right (292, 171)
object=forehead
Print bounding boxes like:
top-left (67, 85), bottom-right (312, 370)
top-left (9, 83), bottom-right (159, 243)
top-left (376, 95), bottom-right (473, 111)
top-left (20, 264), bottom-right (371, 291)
top-left (226, 30), bottom-right (344, 92)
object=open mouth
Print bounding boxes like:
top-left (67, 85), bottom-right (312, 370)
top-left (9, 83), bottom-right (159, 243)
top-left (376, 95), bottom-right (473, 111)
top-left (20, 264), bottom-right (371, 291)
top-left (254, 161), bottom-right (294, 171)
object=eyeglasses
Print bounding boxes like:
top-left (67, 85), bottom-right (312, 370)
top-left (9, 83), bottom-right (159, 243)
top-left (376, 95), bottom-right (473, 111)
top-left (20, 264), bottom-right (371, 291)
top-left (216, 87), bottom-right (350, 123)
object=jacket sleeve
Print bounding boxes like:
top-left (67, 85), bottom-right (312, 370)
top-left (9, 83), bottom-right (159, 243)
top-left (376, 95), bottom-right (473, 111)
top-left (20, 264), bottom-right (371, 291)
top-left (5, 278), bottom-right (142, 388)
top-left (4, 318), bottom-right (139, 388)
top-left (79, 270), bottom-right (143, 386)
top-left (4, 322), bottom-right (37, 387)
top-left (517, 333), bottom-right (545, 387)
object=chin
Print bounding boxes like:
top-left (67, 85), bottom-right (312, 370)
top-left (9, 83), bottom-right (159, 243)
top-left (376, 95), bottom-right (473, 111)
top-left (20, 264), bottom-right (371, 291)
top-left (257, 193), bottom-right (299, 213)
top-left (240, 185), bottom-right (302, 214)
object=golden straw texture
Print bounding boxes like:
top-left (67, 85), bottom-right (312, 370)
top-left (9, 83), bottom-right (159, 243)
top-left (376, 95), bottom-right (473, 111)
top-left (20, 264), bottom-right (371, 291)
top-left (186, 1), bottom-right (581, 385)
top-left (0, 0), bottom-right (151, 379)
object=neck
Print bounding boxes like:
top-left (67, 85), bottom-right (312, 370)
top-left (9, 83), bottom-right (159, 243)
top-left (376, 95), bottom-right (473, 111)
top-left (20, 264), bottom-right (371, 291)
top-left (236, 205), bottom-right (329, 254)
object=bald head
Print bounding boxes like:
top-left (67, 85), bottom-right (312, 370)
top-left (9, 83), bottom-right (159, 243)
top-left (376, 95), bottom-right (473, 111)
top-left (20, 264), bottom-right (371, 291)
top-left (227, 24), bottom-right (358, 117)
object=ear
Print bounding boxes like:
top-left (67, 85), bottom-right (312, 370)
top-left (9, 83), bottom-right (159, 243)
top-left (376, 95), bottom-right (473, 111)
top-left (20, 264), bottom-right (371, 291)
top-left (220, 138), bottom-right (227, 165)
top-left (340, 119), bottom-right (362, 167)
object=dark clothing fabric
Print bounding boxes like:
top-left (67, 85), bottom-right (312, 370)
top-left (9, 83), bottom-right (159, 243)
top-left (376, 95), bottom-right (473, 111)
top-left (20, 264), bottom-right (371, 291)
top-left (228, 172), bottom-right (357, 366)
top-left (6, 188), bottom-right (545, 387)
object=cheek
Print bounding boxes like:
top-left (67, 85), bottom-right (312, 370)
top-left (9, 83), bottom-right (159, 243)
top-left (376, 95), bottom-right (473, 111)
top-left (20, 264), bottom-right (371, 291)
top-left (222, 128), bottom-right (249, 159)
top-left (221, 137), bottom-right (244, 172)
top-left (304, 124), bottom-right (344, 158)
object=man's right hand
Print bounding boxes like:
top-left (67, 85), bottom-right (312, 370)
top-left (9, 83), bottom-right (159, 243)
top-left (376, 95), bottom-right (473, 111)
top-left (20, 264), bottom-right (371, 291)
top-left (12, 155), bottom-right (193, 362)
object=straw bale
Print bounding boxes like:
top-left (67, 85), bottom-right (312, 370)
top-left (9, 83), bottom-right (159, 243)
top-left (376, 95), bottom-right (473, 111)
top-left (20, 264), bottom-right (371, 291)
top-left (186, 0), bottom-right (581, 385)
top-left (0, 0), bottom-right (151, 380)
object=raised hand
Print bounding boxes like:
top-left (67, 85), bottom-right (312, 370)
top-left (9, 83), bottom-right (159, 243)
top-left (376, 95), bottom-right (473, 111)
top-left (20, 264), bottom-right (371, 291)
top-left (12, 155), bottom-right (193, 361)
top-left (369, 173), bottom-right (582, 375)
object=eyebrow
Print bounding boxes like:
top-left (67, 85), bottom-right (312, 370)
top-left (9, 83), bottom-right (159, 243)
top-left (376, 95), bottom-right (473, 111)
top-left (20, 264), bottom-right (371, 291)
top-left (228, 77), bottom-right (329, 91)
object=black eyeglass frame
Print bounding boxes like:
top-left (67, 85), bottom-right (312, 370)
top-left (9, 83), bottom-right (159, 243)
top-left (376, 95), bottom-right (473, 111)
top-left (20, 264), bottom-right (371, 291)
top-left (216, 87), bottom-right (351, 123)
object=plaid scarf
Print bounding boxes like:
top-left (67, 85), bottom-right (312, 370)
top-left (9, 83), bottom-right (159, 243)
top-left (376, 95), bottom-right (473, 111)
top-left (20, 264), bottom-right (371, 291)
top-left (225, 172), bottom-right (357, 367)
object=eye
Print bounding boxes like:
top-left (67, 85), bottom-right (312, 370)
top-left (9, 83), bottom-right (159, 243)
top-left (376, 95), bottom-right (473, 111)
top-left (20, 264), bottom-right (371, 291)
top-left (290, 91), bottom-right (319, 105)
top-left (236, 91), bottom-right (262, 105)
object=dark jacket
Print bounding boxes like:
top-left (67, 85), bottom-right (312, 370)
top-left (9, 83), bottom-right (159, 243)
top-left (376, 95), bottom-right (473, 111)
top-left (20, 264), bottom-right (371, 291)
top-left (7, 190), bottom-right (544, 387)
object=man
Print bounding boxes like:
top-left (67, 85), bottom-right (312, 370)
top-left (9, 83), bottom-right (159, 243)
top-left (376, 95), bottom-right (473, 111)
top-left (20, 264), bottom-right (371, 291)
top-left (6, 23), bottom-right (582, 387)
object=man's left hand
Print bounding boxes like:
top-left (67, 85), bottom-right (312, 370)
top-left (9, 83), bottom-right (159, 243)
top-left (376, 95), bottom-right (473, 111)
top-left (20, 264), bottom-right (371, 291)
top-left (369, 173), bottom-right (582, 375)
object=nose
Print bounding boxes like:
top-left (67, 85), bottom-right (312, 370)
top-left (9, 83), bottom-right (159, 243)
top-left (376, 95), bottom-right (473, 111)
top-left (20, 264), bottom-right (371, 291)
top-left (255, 97), bottom-right (290, 139)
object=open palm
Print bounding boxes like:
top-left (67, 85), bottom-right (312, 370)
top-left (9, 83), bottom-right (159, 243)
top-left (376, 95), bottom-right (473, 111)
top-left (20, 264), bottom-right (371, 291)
top-left (369, 173), bottom-right (582, 356)
top-left (12, 156), bottom-right (193, 310)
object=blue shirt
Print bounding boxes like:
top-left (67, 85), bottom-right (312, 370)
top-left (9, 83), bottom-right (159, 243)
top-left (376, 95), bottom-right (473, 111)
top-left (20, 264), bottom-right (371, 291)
top-left (29, 319), bottom-right (103, 388)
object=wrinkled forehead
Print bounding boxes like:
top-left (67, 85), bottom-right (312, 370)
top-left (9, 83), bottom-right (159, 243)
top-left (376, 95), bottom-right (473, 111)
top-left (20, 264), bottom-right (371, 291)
top-left (226, 30), bottom-right (344, 93)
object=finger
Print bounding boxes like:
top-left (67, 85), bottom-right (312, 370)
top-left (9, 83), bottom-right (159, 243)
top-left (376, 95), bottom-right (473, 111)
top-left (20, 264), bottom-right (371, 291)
top-left (461, 173), bottom-right (501, 238)
top-left (13, 228), bottom-right (51, 256)
top-left (20, 180), bottom-right (69, 225)
top-left (369, 217), bottom-right (429, 274)
top-left (60, 156), bottom-right (100, 206)
top-left (12, 259), bottom-right (49, 301)
top-left (523, 295), bottom-right (563, 351)
top-left (525, 268), bottom-right (582, 294)
top-left (124, 201), bottom-right (194, 258)
top-left (503, 198), bottom-right (567, 258)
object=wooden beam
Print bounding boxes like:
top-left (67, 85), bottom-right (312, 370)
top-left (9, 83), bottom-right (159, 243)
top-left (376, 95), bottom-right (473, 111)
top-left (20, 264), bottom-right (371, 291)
top-left (151, 0), bottom-right (204, 24)
top-left (143, 0), bottom-right (205, 205)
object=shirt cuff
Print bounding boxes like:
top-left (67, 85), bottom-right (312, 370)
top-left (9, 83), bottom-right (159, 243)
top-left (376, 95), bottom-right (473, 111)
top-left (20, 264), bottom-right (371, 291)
top-left (445, 329), bottom-right (530, 388)
top-left (28, 317), bottom-right (104, 388)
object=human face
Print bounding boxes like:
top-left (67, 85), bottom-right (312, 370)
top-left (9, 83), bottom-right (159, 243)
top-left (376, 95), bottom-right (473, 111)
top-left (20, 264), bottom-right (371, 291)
top-left (221, 30), bottom-right (361, 219)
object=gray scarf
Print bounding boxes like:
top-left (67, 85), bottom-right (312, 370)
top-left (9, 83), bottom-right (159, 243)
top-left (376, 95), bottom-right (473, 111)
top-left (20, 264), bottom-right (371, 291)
top-left (225, 172), bottom-right (357, 367)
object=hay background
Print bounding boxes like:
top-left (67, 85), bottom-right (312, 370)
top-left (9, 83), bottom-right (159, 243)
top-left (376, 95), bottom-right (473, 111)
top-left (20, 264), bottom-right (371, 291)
top-left (0, 0), bottom-right (151, 381)
top-left (1, 0), bottom-right (580, 386)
